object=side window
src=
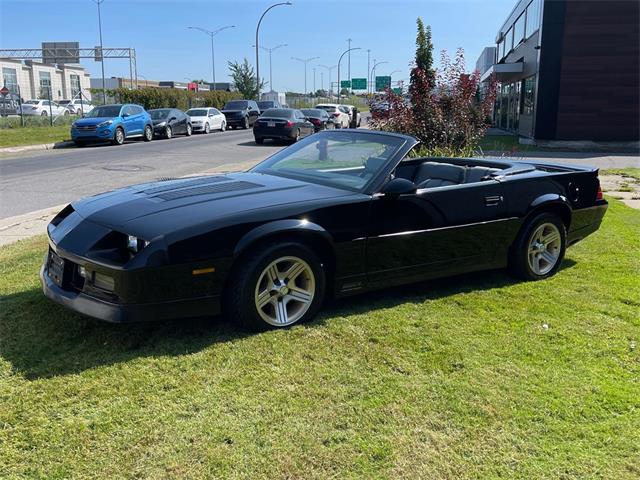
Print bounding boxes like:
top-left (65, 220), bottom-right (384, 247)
top-left (251, 101), bottom-right (258, 111)
top-left (132, 106), bottom-right (143, 115)
top-left (121, 106), bottom-right (132, 116)
top-left (211, 108), bottom-right (220, 115)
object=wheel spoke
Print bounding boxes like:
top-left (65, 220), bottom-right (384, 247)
top-left (542, 231), bottom-right (559, 244)
top-left (256, 289), bottom-right (272, 308)
top-left (284, 261), bottom-right (306, 282)
top-left (541, 251), bottom-right (556, 265)
top-left (266, 265), bottom-right (280, 284)
top-left (287, 286), bottom-right (312, 304)
top-left (275, 299), bottom-right (288, 324)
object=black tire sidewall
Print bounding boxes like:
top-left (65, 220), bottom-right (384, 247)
top-left (113, 127), bottom-right (124, 145)
top-left (510, 213), bottom-right (567, 281)
top-left (143, 125), bottom-right (153, 141)
top-left (165, 126), bottom-right (172, 139)
top-left (227, 242), bottom-right (326, 331)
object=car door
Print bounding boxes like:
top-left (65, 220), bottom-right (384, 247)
top-left (207, 109), bottom-right (219, 129)
top-left (300, 111), bottom-right (314, 136)
top-left (365, 172), bottom-right (510, 286)
top-left (121, 105), bottom-right (138, 135)
top-left (177, 110), bottom-right (187, 133)
top-left (248, 101), bottom-right (260, 125)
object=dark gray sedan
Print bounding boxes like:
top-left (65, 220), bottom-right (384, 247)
top-left (253, 108), bottom-right (315, 144)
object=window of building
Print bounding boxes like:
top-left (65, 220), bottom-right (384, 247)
top-left (70, 74), bottom-right (81, 97)
top-left (39, 71), bottom-right (51, 99)
top-left (525, 0), bottom-right (541, 38)
top-left (521, 76), bottom-right (536, 115)
top-left (2, 67), bottom-right (18, 93)
top-left (513, 13), bottom-right (525, 46)
top-left (506, 26), bottom-right (514, 53)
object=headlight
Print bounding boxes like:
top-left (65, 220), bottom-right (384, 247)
top-left (127, 235), bottom-right (150, 253)
top-left (71, 122), bottom-right (77, 128)
top-left (156, 121), bottom-right (166, 127)
top-left (97, 120), bottom-right (113, 128)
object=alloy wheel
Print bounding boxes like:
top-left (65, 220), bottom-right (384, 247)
top-left (115, 128), bottom-right (124, 144)
top-left (254, 256), bottom-right (315, 326)
top-left (165, 126), bottom-right (172, 139)
top-left (205, 123), bottom-right (210, 134)
top-left (527, 222), bottom-right (561, 275)
top-left (221, 121), bottom-right (226, 132)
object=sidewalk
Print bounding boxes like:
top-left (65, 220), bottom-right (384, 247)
top-left (0, 140), bottom-right (75, 154)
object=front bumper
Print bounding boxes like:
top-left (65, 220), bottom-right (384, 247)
top-left (226, 116), bottom-right (247, 126)
top-left (71, 127), bottom-right (114, 142)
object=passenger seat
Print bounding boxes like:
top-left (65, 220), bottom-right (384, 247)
top-left (465, 167), bottom-right (500, 183)
top-left (413, 162), bottom-right (466, 188)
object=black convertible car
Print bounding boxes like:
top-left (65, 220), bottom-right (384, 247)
top-left (41, 130), bottom-right (607, 330)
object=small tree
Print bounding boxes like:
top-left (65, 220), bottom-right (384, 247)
top-left (228, 59), bottom-right (264, 99)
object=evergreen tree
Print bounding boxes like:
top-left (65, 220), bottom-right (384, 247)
top-left (411, 18), bottom-right (436, 88)
top-left (228, 59), bottom-right (265, 99)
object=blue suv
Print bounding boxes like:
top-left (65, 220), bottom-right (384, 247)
top-left (71, 104), bottom-right (154, 146)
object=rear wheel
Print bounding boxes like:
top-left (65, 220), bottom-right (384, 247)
top-left (185, 123), bottom-right (192, 136)
top-left (112, 127), bottom-right (125, 145)
top-left (226, 242), bottom-right (326, 331)
top-left (41, 110), bottom-right (47, 116)
top-left (509, 213), bottom-right (566, 280)
top-left (243, 117), bottom-right (250, 129)
top-left (291, 129), bottom-right (300, 143)
top-left (143, 124), bottom-right (153, 141)
top-left (255, 137), bottom-right (264, 144)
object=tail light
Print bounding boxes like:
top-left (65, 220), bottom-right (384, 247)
top-left (596, 184), bottom-right (604, 200)
top-left (285, 120), bottom-right (294, 127)
top-left (310, 118), bottom-right (320, 125)
top-left (332, 112), bottom-right (340, 117)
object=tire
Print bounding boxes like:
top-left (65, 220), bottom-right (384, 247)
top-left (509, 212), bottom-right (566, 281)
top-left (41, 111), bottom-right (47, 116)
top-left (357, 118), bottom-right (361, 127)
top-left (204, 122), bottom-right (210, 134)
top-left (165, 125), bottom-right (172, 139)
top-left (291, 129), bottom-right (300, 143)
top-left (186, 123), bottom-right (192, 136)
top-left (243, 117), bottom-right (249, 129)
top-left (112, 127), bottom-right (125, 145)
top-left (143, 124), bottom-right (153, 142)
top-left (226, 242), bottom-right (326, 331)
top-left (255, 137), bottom-right (264, 144)
top-left (220, 121), bottom-right (226, 132)
top-left (63, 110), bottom-right (69, 116)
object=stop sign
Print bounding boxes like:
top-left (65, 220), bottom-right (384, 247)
top-left (0, 86), bottom-right (9, 96)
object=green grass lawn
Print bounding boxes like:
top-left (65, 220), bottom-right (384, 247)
top-left (1, 200), bottom-right (638, 479)
top-left (478, 134), bottom-right (535, 153)
top-left (0, 125), bottom-right (71, 148)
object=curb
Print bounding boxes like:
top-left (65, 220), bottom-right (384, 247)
top-left (0, 140), bottom-right (76, 154)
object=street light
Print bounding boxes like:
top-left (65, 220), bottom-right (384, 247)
top-left (337, 47), bottom-right (361, 103)
top-left (370, 60), bottom-right (388, 93)
top-left (259, 44), bottom-right (287, 92)
top-left (188, 25), bottom-right (235, 89)
top-left (91, 0), bottom-right (107, 104)
top-left (255, 2), bottom-right (292, 98)
top-left (138, 73), bottom-right (148, 88)
top-left (318, 64), bottom-right (336, 99)
top-left (291, 56), bottom-right (319, 95)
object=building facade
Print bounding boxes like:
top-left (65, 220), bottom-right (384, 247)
top-left (480, 0), bottom-right (639, 142)
top-left (0, 58), bottom-right (91, 101)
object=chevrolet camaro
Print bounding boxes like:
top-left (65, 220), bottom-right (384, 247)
top-left (41, 130), bottom-right (608, 330)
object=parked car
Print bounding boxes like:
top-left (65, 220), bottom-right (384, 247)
top-left (370, 101), bottom-right (390, 118)
top-left (314, 103), bottom-right (350, 128)
top-left (20, 99), bottom-right (68, 116)
top-left (0, 94), bottom-right (20, 116)
top-left (70, 104), bottom-right (153, 146)
top-left (221, 99), bottom-right (260, 129)
top-left (58, 99), bottom-right (93, 116)
top-left (149, 108), bottom-right (192, 138)
top-left (301, 108), bottom-right (335, 132)
top-left (342, 104), bottom-right (362, 127)
top-left (257, 100), bottom-right (281, 113)
top-left (41, 130), bottom-right (608, 331)
top-left (253, 108), bottom-right (315, 144)
top-left (185, 107), bottom-right (226, 134)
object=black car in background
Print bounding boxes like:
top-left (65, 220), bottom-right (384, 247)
top-left (148, 108), bottom-right (192, 138)
top-left (221, 100), bottom-right (260, 129)
top-left (301, 108), bottom-right (335, 132)
top-left (253, 108), bottom-right (315, 144)
top-left (257, 100), bottom-right (281, 113)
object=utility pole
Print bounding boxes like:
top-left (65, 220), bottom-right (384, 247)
top-left (367, 49), bottom-right (370, 95)
top-left (318, 64), bottom-right (336, 99)
top-left (291, 56), bottom-right (319, 95)
top-left (255, 2), bottom-right (291, 99)
top-left (91, 0), bottom-right (107, 104)
top-left (337, 47), bottom-right (360, 104)
top-left (257, 44), bottom-right (287, 92)
top-left (312, 67), bottom-right (316, 94)
top-left (188, 25), bottom-right (235, 88)
top-left (320, 71), bottom-right (324, 93)
top-left (347, 38), bottom-right (352, 92)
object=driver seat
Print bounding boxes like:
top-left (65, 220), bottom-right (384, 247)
top-left (413, 162), bottom-right (466, 189)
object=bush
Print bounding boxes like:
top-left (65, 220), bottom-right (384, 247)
top-left (93, 88), bottom-right (242, 111)
top-left (0, 114), bottom-right (77, 130)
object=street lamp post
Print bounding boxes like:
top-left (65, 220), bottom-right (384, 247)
top-left (188, 25), bottom-right (235, 88)
top-left (337, 47), bottom-right (361, 103)
top-left (255, 2), bottom-right (292, 99)
top-left (318, 64), bottom-right (336, 99)
top-left (370, 60), bottom-right (388, 93)
top-left (259, 44), bottom-right (287, 92)
top-left (91, 0), bottom-right (107, 104)
top-left (291, 56), bottom-right (319, 95)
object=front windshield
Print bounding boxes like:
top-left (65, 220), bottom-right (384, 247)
top-left (58, 100), bottom-right (70, 105)
top-left (258, 101), bottom-right (275, 109)
top-left (223, 100), bottom-right (248, 110)
top-left (87, 105), bottom-right (122, 118)
top-left (150, 109), bottom-right (171, 120)
top-left (186, 109), bottom-right (207, 117)
top-left (253, 131), bottom-right (405, 192)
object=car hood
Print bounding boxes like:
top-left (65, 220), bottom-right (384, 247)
top-left (74, 117), bottom-right (117, 126)
top-left (221, 109), bottom-right (245, 115)
top-left (70, 172), bottom-right (354, 241)
top-left (188, 115), bottom-right (207, 121)
top-left (151, 118), bottom-right (169, 125)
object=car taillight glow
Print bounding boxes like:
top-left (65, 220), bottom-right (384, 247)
top-left (596, 185), bottom-right (604, 200)
top-left (310, 118), bottom-right (320, 125)
top-left (332, 112), bottom-right (340, 117)
top-left (285, 120), bottom-right (294, 127)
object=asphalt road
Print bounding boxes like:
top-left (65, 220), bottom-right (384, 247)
top-left (0, 128), bottom-right (283, 219)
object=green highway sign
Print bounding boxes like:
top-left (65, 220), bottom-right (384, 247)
top-left (375, 76), bottom-right (391, 91)
top-left (340, 80), bottom-right (351, 88)
top-left (392, 87), bottom-right (402, 95)
top-left (351, 78), bottom-right (367, 90)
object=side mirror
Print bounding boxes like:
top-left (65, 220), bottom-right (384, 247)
top-left (122, 112), bottom-right (130, 118)
top-left (380, 177), bottom-right (417, 197)
top-left (169, 117), bottom-right (176, 122)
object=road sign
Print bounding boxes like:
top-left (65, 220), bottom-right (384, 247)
top-left (351, 78), bottom-right (367, 90)
top-left (375, 76), bottom-right (391, 91)
top-left (340, 80), bottom-right (351, 89)
top-left (0, 86), bottom-right (9, 96)
top-left (392, 87), bottom-right (402, 95)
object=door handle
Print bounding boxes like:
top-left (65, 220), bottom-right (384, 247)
top-left (485, 195), bottom-right (503, 207)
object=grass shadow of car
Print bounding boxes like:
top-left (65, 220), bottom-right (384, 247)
top-left (0, 260), bottom-right (576, 381)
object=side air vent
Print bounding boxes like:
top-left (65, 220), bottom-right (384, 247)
top-left (137, 176), bottom-right (228, 195)
top-left (50, 204), bottom-right (75, 226)
top-left (153, 181), bottom-right (263, 201)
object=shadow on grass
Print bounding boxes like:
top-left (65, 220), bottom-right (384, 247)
top-left (0, 260), bottom-right (576, 380)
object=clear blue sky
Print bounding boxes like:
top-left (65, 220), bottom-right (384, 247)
top-left (0, 0), bottom-right (514, 92)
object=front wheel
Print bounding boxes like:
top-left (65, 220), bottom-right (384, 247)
top-left (204, 123), bottom-right (210, 134)
top-left (226, 242), bottom-right (326, 331)
top-left (41, 110), bottom-right (48, 116)
top-left (165, 125), bottom-right (172, 139)
top-left (509, 213), bottom-right (566, 280)
top-left (220, 121), bottom-right (226, 132)
top-left (143, 125), bottom-right (153, 142)
top-left (112, 127), bottom-right (125, 145)
top-left (255, 137), bottom-right (264, 144)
